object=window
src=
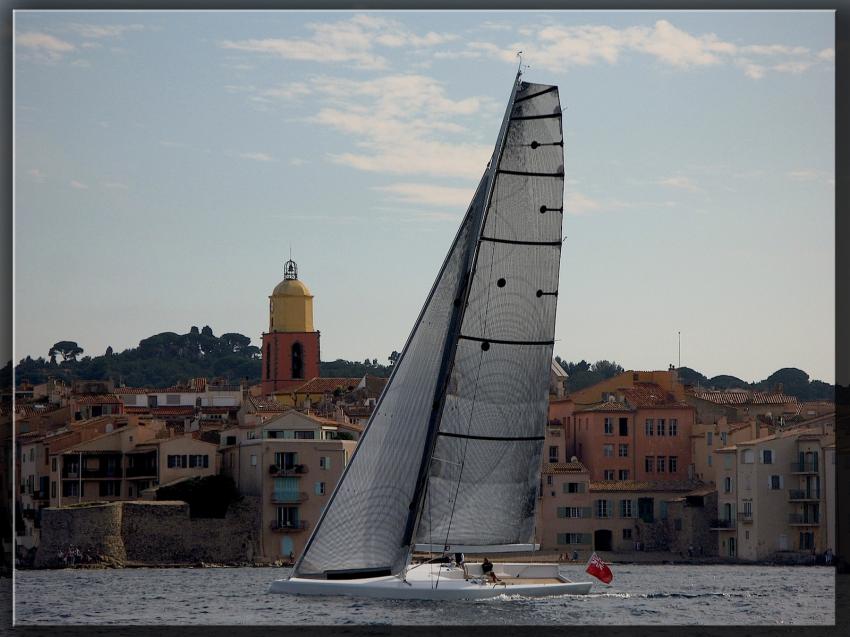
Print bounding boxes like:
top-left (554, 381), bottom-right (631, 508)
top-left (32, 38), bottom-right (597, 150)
top-left (720, 431), bottom-right (728, 445)
top-left (657, 419), bottom-right (666, 436)
top-left (319, 456), bottom-right (330, 470)
top-left (742, 449), bottom-right (754, 464)
top-left (674, 518), bottom-right (683, 531)
top-left (645, 456), bottom-right (654, 472)
top-left (620, 499), bottom-right (633, 518)
top-left (546, 475), bottom-right (553, 486)
top-left (595, 500), bottom-right (610, 518)
top-left (769, 475), bottom-right (783, 490)
top-left (603, 469), bottom-right (615, 480)
top-left (294, 431), bottom-right (315, 440)
top-left (603, 444), bottom-right (614, 457)
top-left (619, 417), bottom-right (628, 436)
top-left (315, 482), bottom-right (326, 495)
top-left (708, 455), bottom-right (713, 467)
top-left (724, 476), bottom-right (733, 493)
top-left (762, 449), bottom-right (773, 465)
top-left (618, 469), bottom-right (630, 480)
top-left (50, 481), bottom-right (56, 498)
top-left (62, 481), bottom-right (79, 497)
top-left (291, 342), bottom-right (304, 379)
top-left (30, 448), bottom-right (34, 461)
top-left (167, 394), bottom-right (180, 405)
top-left (99, 481), bottom-right (121, 497)
top-left (549, 446), bottom-right (559, 463)
top-left (565, 482), bottom-right (585, 494)
top-left (226, 436), bottom-right (237, 446)
top-left (622, 528), bottom-right (632, 540)
top-left (189, 455), bottom-right (209, 468)
top-left (557, 507), bottom-right (584, 518)
top-left (618, 444), bottom-right (629, 458)
top-left (645, 419), bottom-right (654, 436)
top-left (250, 454), bottom-right (257, 467)
top-left (670, 418), bottom-right (678, 436)
top-left (656, 456), bottom-right (666, 472)
top-left (706, 431), bottom-right (713, 446)
top-left (669, 456), bottom-right (678, 473)
top-left (723, 454), bottom-right (733, 470)
top-left (51, 458), bottom-right (57, 472)
top-left (743, 500), bottom-right (753, 516)
top-left (557, 533), bottom-right (590, 545)
top-left (604, 417), bottom-right (613, 435)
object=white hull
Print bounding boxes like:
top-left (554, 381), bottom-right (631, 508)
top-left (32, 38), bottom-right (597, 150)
top-left (270, 562), bottom-right (593, 600)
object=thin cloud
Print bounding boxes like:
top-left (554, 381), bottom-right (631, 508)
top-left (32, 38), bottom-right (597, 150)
top-left (469, 19), bottom-right (829, 80)
top-left (818, 48), bottom-right (835, 61)
top-left (374, 182), bottom-right (474, 208)
top-left (27, 168), bottom-right (45, 183)
top-left (16, 31), bottom-right (75, 62)
top-left (658, 176), bottom-right (703, 193)
top-left (238, 152), bottom-right (276, 162)
top-left (66, 23), bottom-right (145, 39)
top-left (69, 180), bottom-right (88, 190)
top-left (219, 13), bottom-right (457, 70)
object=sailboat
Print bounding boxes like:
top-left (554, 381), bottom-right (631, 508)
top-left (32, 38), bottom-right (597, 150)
top-left (270, 70), bottom-right (593, 600)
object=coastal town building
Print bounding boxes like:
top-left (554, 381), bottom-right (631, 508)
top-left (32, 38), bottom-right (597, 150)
top-left (548, 382), bottom-right (695, 482)
top-left (713, 423), bottom-right (834, 559)
top-left (685, 389), bottom-right (799, 426)
top-left (537, 460), bottom-right (705, 554)
top-left (219, 409), bottom-right (360, 561)
top-left (261, 259), bottom-right (321, 395)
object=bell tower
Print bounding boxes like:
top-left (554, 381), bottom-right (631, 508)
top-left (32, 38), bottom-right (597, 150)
top-left (261, 259), bottom-right (321, 395)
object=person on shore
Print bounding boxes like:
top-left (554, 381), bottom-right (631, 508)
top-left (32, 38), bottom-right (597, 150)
top-left (688, 545), bottom-right (694, 558)
top-left (572, 550), bottom-right (579, 562)
top-left (824, 548), bottom-right (833, 565)
top-left (481, 557), bottom-right (500, 584)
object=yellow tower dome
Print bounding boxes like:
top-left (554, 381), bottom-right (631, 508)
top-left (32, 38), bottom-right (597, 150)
top-left (269, 259), bottom-right (314, 333)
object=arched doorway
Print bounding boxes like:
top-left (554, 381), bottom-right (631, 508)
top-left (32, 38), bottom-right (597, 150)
top-left (594, 529), bottom-right (613, 551)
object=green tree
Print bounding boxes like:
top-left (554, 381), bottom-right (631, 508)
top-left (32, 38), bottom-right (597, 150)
top-left (48, 341), bottom-right (84, 363)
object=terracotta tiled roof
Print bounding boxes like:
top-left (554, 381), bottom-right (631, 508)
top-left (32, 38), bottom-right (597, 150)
top-left (250, 396), bottom-right (289, 413)
top-left (344, 406), bottom-right (373, 418)
top-left (73, 394), bottom-right (122, 405)
top-left (622, 383), bottom-right (690, 408)
top-left (124, 406), bottom-right (151, 414)
top-left (589, 480), bottom-right (703, 493)
top-left (543, 461), bottom-right (588, 474)
top-left (115, 387), bottom-right (152, 394)
top-left (294, 377), bottom-right (361, 394)
top-left (14, 403), bottom-right (62, 418)
top-left (150, 406), bottom-right (194, 417)
top-left (690, 390), bottom-right (797, 406)
top-left (199, 406), bottom-right (232, 414)
top-left (575, 401), bottom-right (630, 413)
top-left (362, 375), bottom-right (388, 398)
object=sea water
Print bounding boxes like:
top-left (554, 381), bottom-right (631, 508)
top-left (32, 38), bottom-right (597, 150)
top-left (10, 564), bottom-right (836, 625)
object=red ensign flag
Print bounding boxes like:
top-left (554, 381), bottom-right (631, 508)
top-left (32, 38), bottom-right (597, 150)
top-left (585, 552), bottom-right (614, 584)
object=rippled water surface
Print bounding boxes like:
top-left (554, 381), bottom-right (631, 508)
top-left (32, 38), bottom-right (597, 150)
top-left (13, 565), bottom-right (835, 625)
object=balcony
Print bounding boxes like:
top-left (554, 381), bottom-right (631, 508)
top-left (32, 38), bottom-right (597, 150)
top-left (788, 489), bottom-right (820, 501)
top-left (789, 513), bottom-right (820, 526)
top-left (270, 520), bottom-right (308, 533)
top-left (710, 518), bottom-right (736, 530)
top-left (62, 470), bottom-right (79, 479)
top-left (81, 468), bottom-right (122, 479)
top-left (269, 464), bottom-right (308, 476)
top-left (271, 490), bottom-right (308, 504)
top-left (737, 512), bottom-right (753, 523)
top-left (127, 466), bottom-right (158, 478)
top-left (790, 462), bottom-right (819, 474)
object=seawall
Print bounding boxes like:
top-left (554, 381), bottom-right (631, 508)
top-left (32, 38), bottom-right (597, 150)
top-left (33, 497), bottom-right (260, 568)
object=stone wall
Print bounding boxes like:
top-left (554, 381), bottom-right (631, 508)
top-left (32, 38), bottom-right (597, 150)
top-left (666, 492), bottom-right (718, 557)
top-left (34, 497), bottom-right (259, 568)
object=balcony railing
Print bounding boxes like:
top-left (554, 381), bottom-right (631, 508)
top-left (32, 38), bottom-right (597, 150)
top-left (271, 490), bottom-right (308, 504)
top-left (62, 470), bottom-right (79, 479)
top-left (790, 462), bottom-right (819, 473)
top-left (789, 513), bottom-right (820, 525)
top-left (710, 518), bottom-right (736, 530)
top-left (737, 512), bottom-right (753, 523)
top-left (270, 520), bottom-right (308, 533)
top-left (269, 464), bottom-right (308, 476)
top-left (81, 468), bottom-right (122, 479)
top-left (788, 489), bottom-right (820, 501)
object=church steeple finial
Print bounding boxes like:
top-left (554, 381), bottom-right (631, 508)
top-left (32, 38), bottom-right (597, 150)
top-left (284, 258), bottom-right (298, 280)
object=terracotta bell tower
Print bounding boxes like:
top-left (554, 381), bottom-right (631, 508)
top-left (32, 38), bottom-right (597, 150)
top-left (261, 259), bottom-right (320, 395)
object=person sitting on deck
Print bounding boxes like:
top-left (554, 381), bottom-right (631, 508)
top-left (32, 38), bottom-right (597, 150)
top-left (454, 552), bottom-right (468, 579)
top-left (481, 557), bottom-right (501, 584)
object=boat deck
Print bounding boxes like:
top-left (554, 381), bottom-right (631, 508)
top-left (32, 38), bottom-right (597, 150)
top-left (488, 577), bottom-right (564, 585)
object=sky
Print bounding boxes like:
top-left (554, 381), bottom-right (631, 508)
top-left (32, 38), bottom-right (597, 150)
top-left (12, 10), bottom-right (835, 383)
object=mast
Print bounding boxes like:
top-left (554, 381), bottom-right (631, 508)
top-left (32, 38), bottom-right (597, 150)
top-left (400, 70), bottom-right (525, 553)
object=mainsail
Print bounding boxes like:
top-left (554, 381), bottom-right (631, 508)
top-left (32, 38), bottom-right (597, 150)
top-left (294, 74), bottom-right (563, 578)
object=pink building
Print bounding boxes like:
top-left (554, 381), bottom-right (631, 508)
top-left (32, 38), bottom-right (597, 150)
top-left (548, 382), bottom-right (695, 482)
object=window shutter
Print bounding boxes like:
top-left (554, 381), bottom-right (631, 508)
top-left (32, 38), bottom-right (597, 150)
top-left (779, 475), bottom-right (784, 489)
